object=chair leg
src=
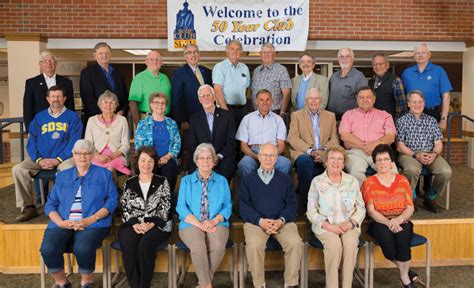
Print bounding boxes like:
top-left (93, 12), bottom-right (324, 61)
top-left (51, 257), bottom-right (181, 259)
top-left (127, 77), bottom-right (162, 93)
top-left (232, 244), bottom-right (238, 288)
top-left (445, 181), bottom-right (450, 210)
top-left (426, 240), bottom-right (431, 288)
top-left (168, 245), bottom-right (173, 288)
top-left (65, 253), bottom-right (73, 277)
top-left (364, 243), bottom-right (369, 288)
top-left (177, 249), bottom-right (187, 287)
top-left (239, 243), bottom-right (245, 288)
top-left (39, 178), bottom-right (46, 208)
top-left (40, 255), bottom-right (46, 288)
top-left (369, 243), bottom-right (374, 288)
top-left (301, 242), bottom-right (308, 288)
top-left (102, 245), bottom-right (109, 288)
top-left (111, 249), bottom-right (121, 286)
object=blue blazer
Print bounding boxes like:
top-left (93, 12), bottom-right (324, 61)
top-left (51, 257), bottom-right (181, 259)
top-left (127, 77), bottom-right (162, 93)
top-left (171, 64), bottom-right (212, 125)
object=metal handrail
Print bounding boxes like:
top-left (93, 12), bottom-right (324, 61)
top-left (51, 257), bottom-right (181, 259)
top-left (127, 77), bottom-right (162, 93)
top-left (0, 117), bottom-right (25, 164)
top-left (446, 112), bottom-right (474, 164)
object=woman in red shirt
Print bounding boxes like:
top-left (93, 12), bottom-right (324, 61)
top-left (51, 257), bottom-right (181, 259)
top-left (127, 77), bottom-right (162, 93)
top-left (361, 144), bottom-right (416, 288)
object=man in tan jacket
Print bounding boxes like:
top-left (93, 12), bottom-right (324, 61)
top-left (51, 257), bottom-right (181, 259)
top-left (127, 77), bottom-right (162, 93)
top-left (288, 88), bottom-right (339, 208)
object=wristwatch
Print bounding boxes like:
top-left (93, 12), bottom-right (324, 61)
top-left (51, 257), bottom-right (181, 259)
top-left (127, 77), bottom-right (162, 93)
top-left (441, 116), bottom-right (447, 120)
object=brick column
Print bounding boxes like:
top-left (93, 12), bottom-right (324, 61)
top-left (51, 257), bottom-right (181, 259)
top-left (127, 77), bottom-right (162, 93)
top-left (462, 41), bottom-right (474, 168)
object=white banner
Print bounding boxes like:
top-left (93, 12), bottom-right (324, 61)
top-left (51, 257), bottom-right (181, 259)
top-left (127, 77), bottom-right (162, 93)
top-left (167, 0), bottom-right (309, 51)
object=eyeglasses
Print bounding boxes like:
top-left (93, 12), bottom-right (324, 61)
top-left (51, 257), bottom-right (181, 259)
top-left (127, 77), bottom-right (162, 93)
top-left (338, 55), bottom-right (352, 60)
top-left (197, 156), bottom-right (213, 162)
top-left (146, 58), bottom-right (162, 62)
top-left (40, 59), bottom-right (56, 63)
top-left (74, 152), bottom-right (92, 157)
top-left (151, 101), bottom-right (166, 105)
top-left (199, 93), bottom-right (213, 98)
top-left (376, 157), bottom-right (392, 162)
top-left (259, 153), bottom-right (277, 159)
top-left (184, 50), bottom-right (199, 55)
top-left (372, 62), bottom-right (386, 67)
top-left (328, 157), bottom-right (344, 162)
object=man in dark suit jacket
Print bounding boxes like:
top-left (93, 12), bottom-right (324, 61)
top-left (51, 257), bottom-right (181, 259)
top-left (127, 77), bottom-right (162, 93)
top-left (188, 84), bottom-right (236, 181)
top-left (172, 44), bottom-right (212, 129)
top-left (80, 42), bottom-right (128, 127)
top-left (23, 51), bottom-right (74, 130)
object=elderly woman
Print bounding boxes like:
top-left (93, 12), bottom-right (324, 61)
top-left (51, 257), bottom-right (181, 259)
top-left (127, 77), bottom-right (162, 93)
top-left (361, 144), bottom-right (416, 288)
top-left (119, 146), bottom-right (172, 288)
top-left (85, 90), bottom-right (131, 180)
top-left (176, 143), bottom-right (232, 288)
top-left (307, 146), bottom-right (366, 288)
top-left (135, 92), bottom-right (180, 192)
top-left (40, 139), bottom-right (117, 288)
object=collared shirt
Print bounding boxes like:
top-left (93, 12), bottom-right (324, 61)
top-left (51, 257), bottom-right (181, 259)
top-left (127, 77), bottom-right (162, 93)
top-left (296, 76), bottom-right (311, 110)
top-left (251, 62), bottom-right (292, 111)
top-left (257, 167), bottom-right (275, 185)
top-left (309, 110), bottom-right (320, 150)
top-left (236, 110), bottom-right (287, 145)
top-left (307, 171), bottom-right (366, 236)
top-left (212, 59), bottom-right (250, 105)
top-left (43, 73), bottom-right (56, 88)
top-left (327, 67), bottom-right (368, 118)
top-left (339, 107), bottom-right (396, 149)
top-left (99, 64), bottom-right (116, 93)
top-left (396, 112), bottom-right (443, 152)
top-left (206, 110), bottom-right (214, 134)
top-left (401, 61), bottom-right (453, 108)
top-left (129, 69), bottom-right (172, 114)
top-left (189, 64), bottom-right (205, 85)
top-left (197, 172), bottom-right (211, 221)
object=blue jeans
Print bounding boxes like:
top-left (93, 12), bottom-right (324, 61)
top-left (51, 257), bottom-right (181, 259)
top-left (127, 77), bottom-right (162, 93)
top-left (238, 155), bottom-right (292, 178)
top-left (295, 154), bottom-right (325, 207)
top-left (40, 227), bottom-right (109, 274)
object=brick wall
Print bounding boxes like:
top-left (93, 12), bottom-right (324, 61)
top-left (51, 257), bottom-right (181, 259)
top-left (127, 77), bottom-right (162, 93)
top-left (1, 0), bottom-right (474, 41)
top-left (441, 140), bottom-right (467, 165)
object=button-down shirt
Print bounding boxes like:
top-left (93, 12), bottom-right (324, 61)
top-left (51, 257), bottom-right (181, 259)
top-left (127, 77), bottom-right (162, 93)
top-left (99, 64), bottom-right (116, 93)
top-left (236, 110), bottom-right (287, 145)
top-left (257, 167), bottom-right (275, 185)
top-left (327, 68), bottom-right (368, 118)
top-left (307, 171), bottom-right (366, 236)
top-left (396, 112), bottom-right (443, 152)
top-left (309, 110), bottom-right (320, 150)
top-left (339, 107), bottom-right (396, 149)
top-left (251, 62), bottom-right (292, 111)
top-left (205, 110), bottom-right (214, 134)
top-left (43, 73), bottom-right (56, 88)
top-left (401, 61), bottom-right (453, 108)
top-left (212, 59), bottom-right (250, 105)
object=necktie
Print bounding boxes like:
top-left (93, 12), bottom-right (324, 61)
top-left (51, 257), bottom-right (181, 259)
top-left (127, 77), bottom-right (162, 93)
top-left (195, 69), bottom-right (204, 86)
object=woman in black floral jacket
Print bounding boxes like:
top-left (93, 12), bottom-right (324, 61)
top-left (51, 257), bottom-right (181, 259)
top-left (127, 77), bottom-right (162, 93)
top-left (118, 146), bottom-right (172, 288)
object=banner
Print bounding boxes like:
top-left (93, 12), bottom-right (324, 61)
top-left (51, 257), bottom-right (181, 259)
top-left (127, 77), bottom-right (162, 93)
top-left (167, 0), bottom-right (309, 51)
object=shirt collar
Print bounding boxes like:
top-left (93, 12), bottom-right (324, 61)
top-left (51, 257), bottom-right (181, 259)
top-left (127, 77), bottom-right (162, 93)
top-left (302, 71), bottom-right (313, 81)
top-left (99, 64), bottom-right (113, 74)
top-left (225, 58), bottom-right (240, 68)
top-left (145, 68), bottom-right (160, 78)
top-left (257, 110), bottom-right (272, 118)
top-left (191, 170), bottom-right (216, 183)
top-left (43, 73), bottom-right (56, 81)
top-left (260, 62), bottom-right (275, 71)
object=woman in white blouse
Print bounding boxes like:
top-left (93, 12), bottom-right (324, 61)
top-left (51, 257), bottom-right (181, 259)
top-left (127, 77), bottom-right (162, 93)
top-left (85, 90), bottom-right (131, 180)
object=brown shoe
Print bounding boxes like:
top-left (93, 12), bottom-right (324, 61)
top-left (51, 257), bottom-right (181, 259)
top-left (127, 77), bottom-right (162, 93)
top-left (16, 206), bottom-right (39, 222)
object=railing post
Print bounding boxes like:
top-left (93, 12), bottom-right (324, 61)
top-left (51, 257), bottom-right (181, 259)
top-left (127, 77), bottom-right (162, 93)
top-left (0, 121), bottom-right (3, 164)
top-left (19, 121), bottom-right (25, 161)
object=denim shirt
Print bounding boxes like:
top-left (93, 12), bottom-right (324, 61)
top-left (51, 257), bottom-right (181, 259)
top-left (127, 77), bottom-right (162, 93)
top-left (45, 165), bottom-right (118, 229)
top-left (176, 171), bottom-right (232, 230)
top-left (306, 171), bottom-right (366, 236)
top-left (134, 116), bottom-right (181, 158)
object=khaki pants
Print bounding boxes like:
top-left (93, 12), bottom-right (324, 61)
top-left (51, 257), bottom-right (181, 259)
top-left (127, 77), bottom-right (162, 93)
top-left (12, 158), bottom-right (75, 209)
top-left (243, 222), bottom-right (303, 287)
top-left (398, 154), bottom-right (452, 200)
top-left (346, 148), bottom-right (398, 186)
top-left (179, 226), bottom-right (229, 286)
top-left (317, 229), bottom-right (360, 288)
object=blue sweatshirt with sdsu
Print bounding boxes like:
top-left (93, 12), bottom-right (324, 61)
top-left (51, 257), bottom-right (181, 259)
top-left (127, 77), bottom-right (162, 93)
top-left (27, 107), bottom-right (82, 163)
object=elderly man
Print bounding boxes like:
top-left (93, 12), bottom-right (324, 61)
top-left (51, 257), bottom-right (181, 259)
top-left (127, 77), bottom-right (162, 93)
top-left (291, 52), bottom-right (329, 111)
top-left (402, 43), bottom-right (452, 129)
top-left (13, 86), bottom-right (82, 221)
top-left (339, 86), bottom-right (397, 185)
top-left (327, 48), bottom-right (368, 120)
top-left (369, 54), bottom-right (408, 120)
top-left (172, 44), bottom-right (213, 129)
top-left (239, 143), bottom-right (302, 288)
top-left (23, 51), bottom-right (75, 131)
top-left (288, 88), bottom-right (339, 208)
top-left (80, 42), bottom-right (128, 127)
top-left (236, 89), bottom-right (291, 177)
top-left (213, 40), bottom-right (250, 128)
top-left (129, 50), bottom-right (171, 127)
top-left (251, 43), bottom-right (292, 116)
top-left (396, 90), bottom-right (452, 213)
top-left (187, 84), bottom-right (236, 181)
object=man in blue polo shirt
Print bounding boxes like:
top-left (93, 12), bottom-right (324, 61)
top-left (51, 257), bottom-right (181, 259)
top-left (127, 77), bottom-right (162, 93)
top-left (402, 42), bottom-right (452, 129)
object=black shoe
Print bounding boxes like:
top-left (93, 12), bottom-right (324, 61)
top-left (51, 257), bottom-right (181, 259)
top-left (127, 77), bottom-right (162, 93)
top-left (52, 281), bottom-right (72, 288)
top-left (400, 278), bottom-right (415, 288)
top-left (423, 199), bottom-right (440, 213)
top-left (409, 270), bottom-right (418, 282)
top-left (81, 283), bottom-right (94, 288)
top-left (15, 206), bottom-right (39, 222)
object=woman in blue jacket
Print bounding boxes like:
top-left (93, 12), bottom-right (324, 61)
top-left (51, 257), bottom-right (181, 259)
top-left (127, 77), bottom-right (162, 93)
top-left (40, 139), bottom-right (118, 288)
top-left (176, 143), bottom-right (232, 288)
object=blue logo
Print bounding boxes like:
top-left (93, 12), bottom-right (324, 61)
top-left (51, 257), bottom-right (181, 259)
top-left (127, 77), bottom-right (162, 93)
top-left (173, 1), bottom-right (197, 48)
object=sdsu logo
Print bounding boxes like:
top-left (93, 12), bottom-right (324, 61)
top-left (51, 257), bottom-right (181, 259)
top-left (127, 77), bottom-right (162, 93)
top-left (173, 1), bottom-right (197, 49)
